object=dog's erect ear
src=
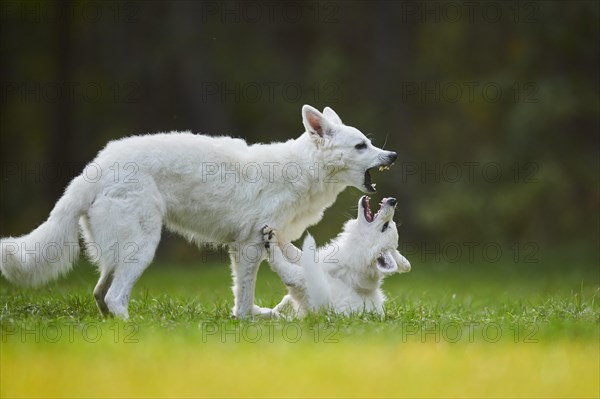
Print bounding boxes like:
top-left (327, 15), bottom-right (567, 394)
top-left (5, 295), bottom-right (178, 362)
top-left (302, 105), bottom-right (330, 138)
top-left (323, 107), bottom-right (343, 125)
top-left (391, 250), bottom-right (411, 273)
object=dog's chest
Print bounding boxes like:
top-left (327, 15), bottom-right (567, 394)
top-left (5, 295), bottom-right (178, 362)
top-left (279, 190), bottom-right (339, 241)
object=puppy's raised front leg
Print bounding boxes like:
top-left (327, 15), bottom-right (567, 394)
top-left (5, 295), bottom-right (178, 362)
top-left (262, 226), bottom-right (302, 264)
top-left (262, 225), bottom-right (304, 287)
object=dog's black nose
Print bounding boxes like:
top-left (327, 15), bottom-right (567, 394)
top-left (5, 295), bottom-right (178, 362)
top-left (388, 198), bottom-right (397, 207)
top-left (387, 152), bottom-right (398, 164)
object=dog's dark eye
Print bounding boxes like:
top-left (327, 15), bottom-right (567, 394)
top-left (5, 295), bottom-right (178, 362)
top-left (381, 222), bottom-right (389, 232)
top-left (355, 142), bottom-right (367, 150)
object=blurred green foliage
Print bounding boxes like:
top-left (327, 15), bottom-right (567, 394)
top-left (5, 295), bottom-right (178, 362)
top-left (0, 1), bottom-right (598, 263)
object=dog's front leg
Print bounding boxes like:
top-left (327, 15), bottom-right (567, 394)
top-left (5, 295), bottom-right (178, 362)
top-left (229, 242), bottom-right (263, 319)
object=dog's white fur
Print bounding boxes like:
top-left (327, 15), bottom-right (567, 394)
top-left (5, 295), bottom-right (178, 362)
top-left (262, 196), bottom-right (411, 318)
top-left (0, 105), bottom-right (397, 319)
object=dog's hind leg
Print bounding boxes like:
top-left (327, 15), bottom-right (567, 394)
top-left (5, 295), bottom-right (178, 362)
top-left (93, 271), bottom-right (113, 317)
top-left (84, 180), bottom-right (165, 319)
top-left (81, 214), bottom-right (114, 317)
top-left (102, 218), bottom-right (162, 320)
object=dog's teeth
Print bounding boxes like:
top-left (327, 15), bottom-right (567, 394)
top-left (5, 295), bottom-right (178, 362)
top-left (372, 183), bottom-right (376, 189)
top-left (378, 166), bottom-right (384, 172)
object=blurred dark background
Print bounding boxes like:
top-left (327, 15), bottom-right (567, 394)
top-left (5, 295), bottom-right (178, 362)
top-left (1, 1), bottom-right (598, 266)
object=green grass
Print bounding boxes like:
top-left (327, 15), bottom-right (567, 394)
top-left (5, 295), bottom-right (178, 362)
top-left (1, 250), bottom-right (599, 398)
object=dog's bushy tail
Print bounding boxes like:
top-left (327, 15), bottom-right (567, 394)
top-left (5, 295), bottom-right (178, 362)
top-left (300, 234), bottom-right (330, 311)
top-left (0, 175), bottom-right (95, 287)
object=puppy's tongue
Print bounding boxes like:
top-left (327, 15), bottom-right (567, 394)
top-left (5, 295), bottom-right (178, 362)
top-left (363, 196), bottom-right (374, 222)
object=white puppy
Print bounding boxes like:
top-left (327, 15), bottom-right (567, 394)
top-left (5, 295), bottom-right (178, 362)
top-left (262, 196), bottom-right (411, 318)
top-left (0, 105), bottom-right (397, 319)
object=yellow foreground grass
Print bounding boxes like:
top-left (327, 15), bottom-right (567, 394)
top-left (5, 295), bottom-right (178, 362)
top-left (2, 337), bottom-right (598, 398)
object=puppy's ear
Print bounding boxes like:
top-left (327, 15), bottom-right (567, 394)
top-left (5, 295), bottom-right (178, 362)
top-left (302, 105), bottom-right (330, 138)
top-left (391, 250), bottom-right (411, 273)
top-left (323, 106), bottom-right (343, 125)
top-left (376, 251), bottom-right (399, 275)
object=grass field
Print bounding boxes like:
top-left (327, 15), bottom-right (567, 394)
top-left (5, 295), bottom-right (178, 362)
top-left (1, 246), bottom-right (598, 398)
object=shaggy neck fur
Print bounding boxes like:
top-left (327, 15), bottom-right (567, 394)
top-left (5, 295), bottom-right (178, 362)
top-left (325, 220), bottom-right (384, 294)
top-left (258, 133), bottom-right (348, 242)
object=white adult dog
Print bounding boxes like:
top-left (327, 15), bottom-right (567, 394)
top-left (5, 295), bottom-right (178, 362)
top-left (0, 105), bottom-right (397, 319)
top-left (262, 196), bottom-right (411, 317)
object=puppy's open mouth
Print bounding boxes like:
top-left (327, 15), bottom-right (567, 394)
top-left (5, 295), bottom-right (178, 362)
top-left (362, 196), bottom-right (395, 222)
top-left (363, 163), bottom-right (393, 193)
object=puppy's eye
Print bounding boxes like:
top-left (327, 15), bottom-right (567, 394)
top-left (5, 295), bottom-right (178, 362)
top-left (355, 142), bottom-right (367, 150)
top-left (381, 222), bottom-right (389, 232)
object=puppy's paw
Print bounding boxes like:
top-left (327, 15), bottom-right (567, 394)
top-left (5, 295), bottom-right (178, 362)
top-left (261, 224), bottom-right (278, 250)
top-left (251, 304), bottom-right (279, 319)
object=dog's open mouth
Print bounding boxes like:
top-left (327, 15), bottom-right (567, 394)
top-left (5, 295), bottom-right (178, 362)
top-left (362, 196), bottom-right (394, 222)
top-left (363, 163), bottom-right (393, 193)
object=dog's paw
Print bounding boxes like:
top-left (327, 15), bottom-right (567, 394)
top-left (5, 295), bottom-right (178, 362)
top-left (261, 224), bottom-right (277, 249)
